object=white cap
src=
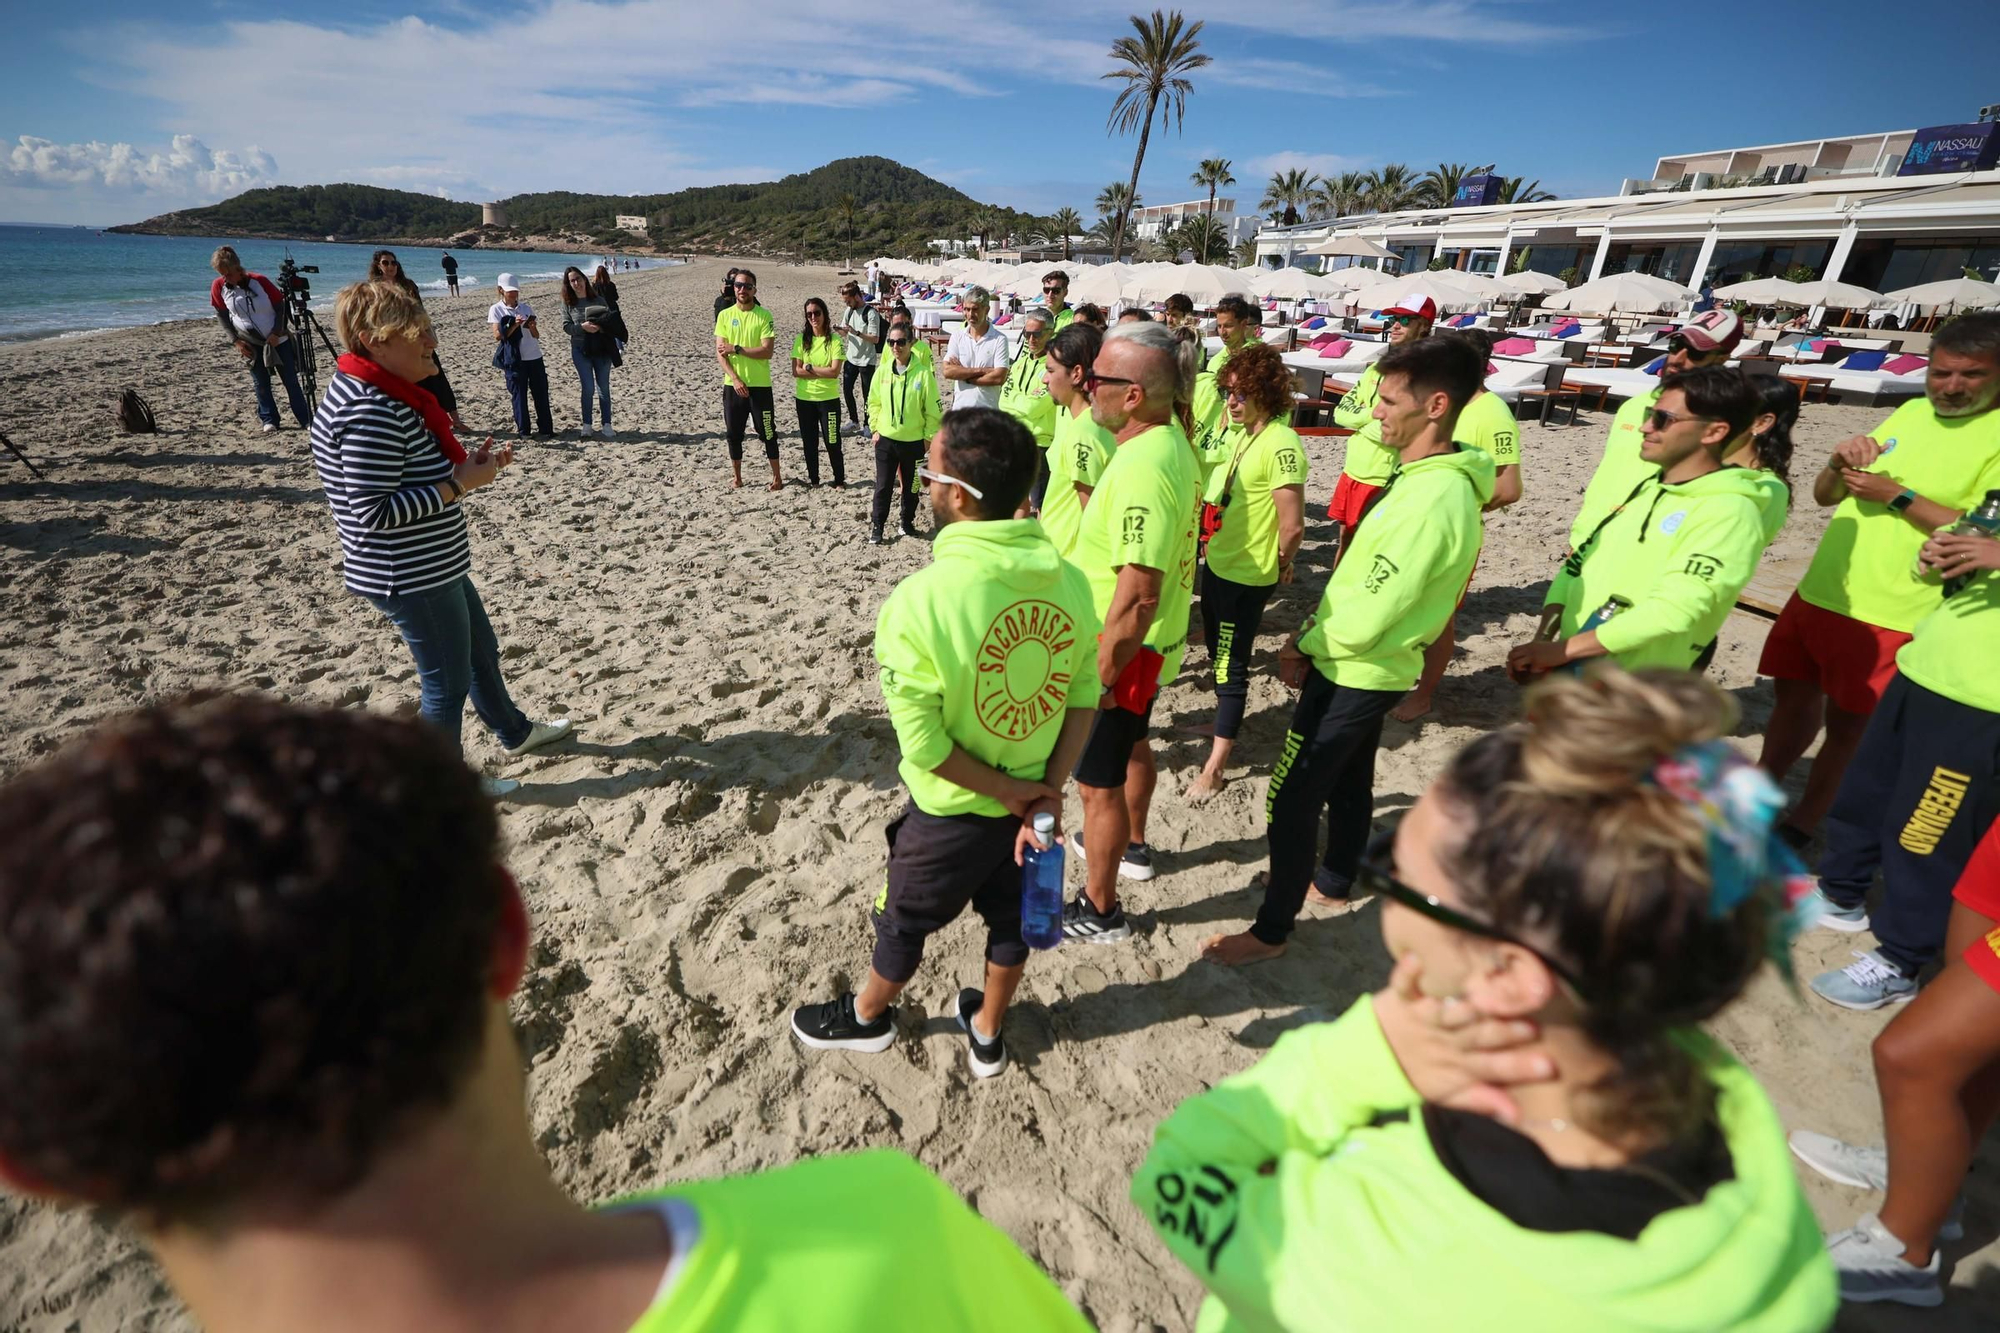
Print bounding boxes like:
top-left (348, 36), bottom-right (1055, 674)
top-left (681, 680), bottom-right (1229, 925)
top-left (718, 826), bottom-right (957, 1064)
top-left (497, 272), bottom-right (519, 291)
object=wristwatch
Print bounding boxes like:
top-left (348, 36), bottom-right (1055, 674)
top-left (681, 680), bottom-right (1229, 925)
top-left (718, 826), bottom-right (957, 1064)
top-left (1889, 488), bottom-right (1917, 513)
top-left (442, 477), bottom-right (463, 503)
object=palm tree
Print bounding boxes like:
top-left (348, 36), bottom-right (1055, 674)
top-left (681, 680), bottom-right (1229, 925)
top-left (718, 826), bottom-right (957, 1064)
top-left (1172, 213), bottom-right (1229, 263)
top-left (1049, 206), bottom-right (1084, 260)
top-left (1309, 170), bottom-right (1368, 220)
top-left (833, 193), bottom-right (859, 269)
top-left (1362, 162), bottom-right (1419, 212)
top-left (1260, 168), bottom-right (1316, 227)
top-left (1417, 162), bottom-right (1473, 208)
top-left (1496, 176), bottom-right (1556, 204)
top-left (1103, 10), bottom-right (1211, 264)
top-left (1190, 157), bottom-right (1234, 219)
top-left (1095, 182), bottom-right (1140, 259)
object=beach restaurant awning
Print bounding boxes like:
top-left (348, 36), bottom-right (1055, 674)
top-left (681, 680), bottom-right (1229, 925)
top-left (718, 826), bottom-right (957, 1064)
top-left (1304, 234), bottom-right (1395, 259)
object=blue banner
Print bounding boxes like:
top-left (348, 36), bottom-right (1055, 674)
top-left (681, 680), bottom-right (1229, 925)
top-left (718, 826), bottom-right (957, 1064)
top-left (1898, 123), bottom-right (2000, 176)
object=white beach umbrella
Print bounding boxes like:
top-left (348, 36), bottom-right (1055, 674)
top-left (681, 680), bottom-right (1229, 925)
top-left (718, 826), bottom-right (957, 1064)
top-left (1343, 270), bottom-right (1485, 312)
top-left (1880, 276), bottom-right (2000, 312)
top-left (1123, 265), bottom-right (1237, 305)
top-left (1065, 265), bottom-right (1129, 306)
top-left (1317, 266), bottom-right (1384, 292)
top-left (1495, 270), bottom-right (1568, 294)
top-left (1788, 279), bottom-right (1883, 310)
top-left (1304, 234), bottom-right (1396, 260)
top-left (1256, 267), bottom-right (1342, 299)
top-left (1541, 271), bottom-right (1695, 314)
top-left (1713, 277), bottom-right (1811, 305)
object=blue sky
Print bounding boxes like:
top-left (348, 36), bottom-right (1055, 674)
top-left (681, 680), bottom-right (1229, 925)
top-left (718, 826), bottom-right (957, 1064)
top-left (2, 0), bottom-right (1993, 227)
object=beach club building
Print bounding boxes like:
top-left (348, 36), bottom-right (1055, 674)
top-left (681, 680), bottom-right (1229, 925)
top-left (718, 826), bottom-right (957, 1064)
top-left (1255, 125), bottom-right (2000, 294)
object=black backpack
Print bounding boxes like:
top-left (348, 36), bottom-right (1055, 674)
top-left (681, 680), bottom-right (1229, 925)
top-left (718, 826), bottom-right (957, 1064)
top-left (116, 389), bottom-right (158, 435)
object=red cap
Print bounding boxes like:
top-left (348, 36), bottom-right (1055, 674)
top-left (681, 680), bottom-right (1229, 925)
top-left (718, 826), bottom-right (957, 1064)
top-left (1383, 291), bottom-right (1437, 322)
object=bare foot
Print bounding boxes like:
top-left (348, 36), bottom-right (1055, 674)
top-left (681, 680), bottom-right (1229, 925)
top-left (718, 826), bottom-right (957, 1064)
top-left (1185, 770), bottom-right (1226, 804)
top-left (1389, 693), bottom-right (1434, 724)
top-left (731, 476), bottom-right (743, 489)
top-left (1201, 931), bottom-right (1287, 966)
top-left (767, 480), bottom-right (784, 492)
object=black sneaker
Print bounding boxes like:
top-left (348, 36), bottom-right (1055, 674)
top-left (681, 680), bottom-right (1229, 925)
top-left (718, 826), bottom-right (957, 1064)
top-left (954, 988), bottom-right (1008, 1078)
top-left (867, 529), bottom-right (885, 546)
top-left (790, 993), bottom-right (896, 1053)
top-left (1062, 893), bottom-right (1132, 944)
top-left (900, 522), bottom-right (922, 539)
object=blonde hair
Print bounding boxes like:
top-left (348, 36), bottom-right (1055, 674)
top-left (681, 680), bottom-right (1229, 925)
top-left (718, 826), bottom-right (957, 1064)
top-left (210, 246), bottom-right (241, 273)
top-left (335, 281), bottom-right (431, 356)
top-left (1435, 669), bottom-right (1767, 1145)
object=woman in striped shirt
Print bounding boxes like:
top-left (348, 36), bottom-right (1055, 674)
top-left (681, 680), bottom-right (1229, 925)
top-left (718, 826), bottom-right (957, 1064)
top-left (311, 281), bottom-right (571, 796)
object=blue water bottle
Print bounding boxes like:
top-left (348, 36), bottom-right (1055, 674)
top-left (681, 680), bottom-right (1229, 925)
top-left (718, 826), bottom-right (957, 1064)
top-left (1021, 812), bottom-right (1065, 950)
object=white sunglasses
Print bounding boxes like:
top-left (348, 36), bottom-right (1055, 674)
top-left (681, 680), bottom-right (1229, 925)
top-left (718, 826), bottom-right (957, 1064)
top-left (915, 466), bottom-right (984, 501)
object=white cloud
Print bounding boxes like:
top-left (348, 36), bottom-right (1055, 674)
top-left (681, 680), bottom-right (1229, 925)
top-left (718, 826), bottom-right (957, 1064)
top-left (1205, 58), bottom-right (1393, 99)
top-left (1243, 151), bottom-right (1370, 181)
top-left (3, 134), bottom-right (277, 196)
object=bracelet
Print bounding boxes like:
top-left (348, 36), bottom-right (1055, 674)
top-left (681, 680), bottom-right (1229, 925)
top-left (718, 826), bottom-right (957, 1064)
top-left (442, 477), bottom-right (462, 503)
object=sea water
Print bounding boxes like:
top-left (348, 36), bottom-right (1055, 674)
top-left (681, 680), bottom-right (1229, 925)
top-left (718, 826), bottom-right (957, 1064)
top-left (0, 224), bottom-right (681, 343)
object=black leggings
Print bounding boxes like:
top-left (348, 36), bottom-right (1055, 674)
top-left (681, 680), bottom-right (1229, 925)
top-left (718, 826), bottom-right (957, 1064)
top-left (417, 352), bottom-right (457, 413)
top-left (873, 436), bottom-right (925, 531)
top-left (843, 361), bottom-right (876, 427)
top-left (1256, 671), bottom-right (1403, 944)
top-left (1201, 565), bottom-right (1276, 741)
top-left (797, 399), bottom-right (845, 484)
top-left (723, 385), bottom-right (778, 461)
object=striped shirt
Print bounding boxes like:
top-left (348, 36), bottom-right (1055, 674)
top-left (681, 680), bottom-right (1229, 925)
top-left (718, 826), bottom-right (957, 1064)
top-left (310, 372), bottom-right (470, 597)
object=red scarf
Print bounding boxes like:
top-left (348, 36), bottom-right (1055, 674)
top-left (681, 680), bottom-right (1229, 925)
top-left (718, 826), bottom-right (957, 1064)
top-left (336, 353), bottom-right (467, 464)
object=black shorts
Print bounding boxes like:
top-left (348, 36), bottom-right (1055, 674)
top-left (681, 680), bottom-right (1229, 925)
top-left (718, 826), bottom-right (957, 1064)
top-left (1074, 692), bottom-right (1157, 790)
top-left (870, 803), bottom-right (1028, 984)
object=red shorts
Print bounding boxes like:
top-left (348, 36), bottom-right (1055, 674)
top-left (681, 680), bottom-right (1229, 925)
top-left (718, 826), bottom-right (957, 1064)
top-left (1757, 593), bottom-right (1912, 716)
top-left (1327, 474), bottom-right (1385, 527)
top-left (1953, 819), bottom-right (2000, 993)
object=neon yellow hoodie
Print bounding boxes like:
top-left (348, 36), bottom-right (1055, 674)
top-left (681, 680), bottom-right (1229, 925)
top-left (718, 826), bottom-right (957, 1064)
top-left (1297, 445), bottom-right (1493, 692)
top-left (997, 348), bottom-right (1056, 448)
top-left (1132, 998), bottom-right (1837, 1333)
top-left (875, 518), bottom-right (1100, 817)
top-left (1549, 465), bottom-right (1773, 672)
top-left (869, 355), bottom-right (941, 443)
top-left (617, 1150), bottom-right (1091, 1331)
top-left (1192, 340), bottom-right (1252, 480)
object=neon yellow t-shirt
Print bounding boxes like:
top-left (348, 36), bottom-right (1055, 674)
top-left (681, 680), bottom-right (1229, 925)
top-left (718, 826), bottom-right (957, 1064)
top-left (1455, 389), bottom-right (1520, 471)
top-left (1204, 420), bottom-right (1309, 586)
top-left (1040, 404), bottom-right (1115, 557)
top-left (1334, 362), bottom-right (1399, 485)
top-left (791, 332), bottom-right (842, 402)
top-left (997, 349), bottom-right (1056, 447)
top-left (1795, 400), bottom-right (2000, 632)
top-left (714, 304), bottom-right (775, 389)
top-left (1071, 421), bottom-right (1202, 684)
top-left (1896, 567), bottom-right (2000, 714)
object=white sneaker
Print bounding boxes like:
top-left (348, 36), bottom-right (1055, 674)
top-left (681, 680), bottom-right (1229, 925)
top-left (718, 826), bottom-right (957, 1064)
top-left (596, 425), bottom-right (611, 439)
top-left (1787, 1132), bottom-right (1964, 1239)
top-left (261, 422), bottom-right (278, 434)
top-left (505, 719), bottom-right (573, 757)
top-left (481, 776), bottom-right (521, 799)
top-left (1826, 1213), bottom-right (1943, 1307)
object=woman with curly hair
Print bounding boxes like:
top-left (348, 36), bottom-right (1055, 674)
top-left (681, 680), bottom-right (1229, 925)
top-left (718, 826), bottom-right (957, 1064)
top-left (1140, 669), bottom-right (1837, 1330)
top-left (1187, 341), bottom-right (1309, 803)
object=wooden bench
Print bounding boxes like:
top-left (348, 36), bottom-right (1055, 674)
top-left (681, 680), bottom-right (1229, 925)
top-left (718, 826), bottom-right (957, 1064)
top-left (1734, 555), bottom-right (1808, 623)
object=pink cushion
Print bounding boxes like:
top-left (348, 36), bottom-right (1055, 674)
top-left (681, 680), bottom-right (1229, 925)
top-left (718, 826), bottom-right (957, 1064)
top-left (1487, 361), bottom-right (1498, 376)
top-left (1493, 337), bottom-right (1536, 355)
top-left (1308, 334), bottom-right (1340, 349)
top-left (1320, 338), bottom-right (1353, 359)
top-left (1882, 353), bottom-right (1928, 375)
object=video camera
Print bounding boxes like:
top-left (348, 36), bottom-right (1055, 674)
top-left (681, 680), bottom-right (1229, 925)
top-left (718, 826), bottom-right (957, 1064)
top-left (277, 252), bottom-right (319, 303)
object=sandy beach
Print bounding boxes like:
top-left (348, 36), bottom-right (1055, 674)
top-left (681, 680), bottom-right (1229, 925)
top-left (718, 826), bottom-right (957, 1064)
top-left (0, 260), bottom-right (1993, 1330)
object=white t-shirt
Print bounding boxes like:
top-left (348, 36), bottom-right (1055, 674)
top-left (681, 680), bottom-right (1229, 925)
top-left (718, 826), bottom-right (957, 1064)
top-left (488, 299), bottom-right (544, 361)
top-left (218, 279), bottom-right (279, 338)
top-left (945, 323), bottom-right (1009, 410)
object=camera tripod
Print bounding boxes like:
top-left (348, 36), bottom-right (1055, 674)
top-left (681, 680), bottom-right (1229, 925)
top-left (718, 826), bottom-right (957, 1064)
top-left (278, 254), bottom-right (342, 421)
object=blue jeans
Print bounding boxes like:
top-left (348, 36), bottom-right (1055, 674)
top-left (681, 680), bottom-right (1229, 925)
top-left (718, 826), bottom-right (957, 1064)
top-left (366, 575), bottom-right (530, 754)
top-left (505, 357), bottom-right (553, 435)
top-left (572, 349), bottom-right (613, 427)
top-left (251, 338), bottom-right (311, 427)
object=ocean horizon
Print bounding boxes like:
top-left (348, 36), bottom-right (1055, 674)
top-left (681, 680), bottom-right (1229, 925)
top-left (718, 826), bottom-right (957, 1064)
top-left (0, 224), bottom-right (680, 344)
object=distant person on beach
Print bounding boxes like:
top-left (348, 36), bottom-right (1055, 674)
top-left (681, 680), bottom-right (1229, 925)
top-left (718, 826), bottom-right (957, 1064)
top-left (593, 264), bottom-right (620, 307)
top-left (714, 267), bottom-right (740, 315)
top-left (792, 296), bottom-right (846, 487)
top-left (837, 281), bottom-right (882, 432)
top-left (488, 274), bottom-right (554, 437)
top-left (1062, 323), bottom-right (1202, 941)
top-left (1038, 324), bottom-right (1113, 557)
top-left (1185, 342), bottom-right (1308, 804)
top-left (368, 249), bottom-right (466, 432)
top-left (441, 250), bottom-right (459, 295)
top-left (1755, 312), bottom-right (2000, 851)
top-left (315, 280), bottom-right (570, 795)
top-left (208, 244), bottom-right (309, 434)
top-left (867, 320), bottom-right (942, 543)
top-left (1138, 669), bottom-right (1835, 1330)
top-left (0, 693), bottom-right (1090, 1333)
top-left (714, 268), bottom-right (782, 492)
top-left (561, 266), bottom-right (625, 439)
top-left (1328, 291), bottom-right (1434, 560)
top-left (865, 257), bottom-right (880, 294)
top-left (791, 408), bottom-right (1100, 1077)
top-left (1203, 337), bottom-right (1491, 966)
top-left (942, 287), bottom-right (1009, 411)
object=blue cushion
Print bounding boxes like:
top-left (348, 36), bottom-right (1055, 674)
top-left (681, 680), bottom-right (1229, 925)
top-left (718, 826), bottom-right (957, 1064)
top-left (1841, 350), bottom-right (1889, 371)
top-left (1303, 317), bottom-right (1326, 329)
top-left (1644, 356), bottom-right (1666, 374)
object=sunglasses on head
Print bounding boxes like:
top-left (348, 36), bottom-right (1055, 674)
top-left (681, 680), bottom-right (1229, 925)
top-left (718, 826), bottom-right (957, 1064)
top-left (1358, 819), bottom-right (1590, 998)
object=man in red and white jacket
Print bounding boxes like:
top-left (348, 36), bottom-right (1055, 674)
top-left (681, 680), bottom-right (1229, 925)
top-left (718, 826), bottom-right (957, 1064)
top-left (209, 245), bottom-right (311, 432)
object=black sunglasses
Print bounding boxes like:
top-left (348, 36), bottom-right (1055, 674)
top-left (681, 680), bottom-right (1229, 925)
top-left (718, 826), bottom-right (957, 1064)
top-left (1085, 373), bottom-right (1137, 392)
top-left (1357, 821), bottom-right (1589, 997)
top-left (1666, 336), bottom-right (1719, 358)
top-left (733, 281), bottom-right (755, 289)
top-left (886, 337), bottom-right (911, 346)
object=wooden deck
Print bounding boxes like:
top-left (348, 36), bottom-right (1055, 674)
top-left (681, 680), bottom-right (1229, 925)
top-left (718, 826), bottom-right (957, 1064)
top-left (1735, 554), bottom-right (1807, 622)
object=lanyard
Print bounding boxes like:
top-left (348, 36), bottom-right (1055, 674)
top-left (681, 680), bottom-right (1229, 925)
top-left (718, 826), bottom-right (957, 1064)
top-left (1009, 350), bottom-right (1042, 396)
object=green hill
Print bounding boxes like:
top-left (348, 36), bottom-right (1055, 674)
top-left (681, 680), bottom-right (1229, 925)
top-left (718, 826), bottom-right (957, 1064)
top-left (109, 157), bottom-right (1043, 261)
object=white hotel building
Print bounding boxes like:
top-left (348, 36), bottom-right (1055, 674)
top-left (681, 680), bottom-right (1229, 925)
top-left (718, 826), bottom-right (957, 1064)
top-left (1254, 128), bottom-right (2000, 293)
